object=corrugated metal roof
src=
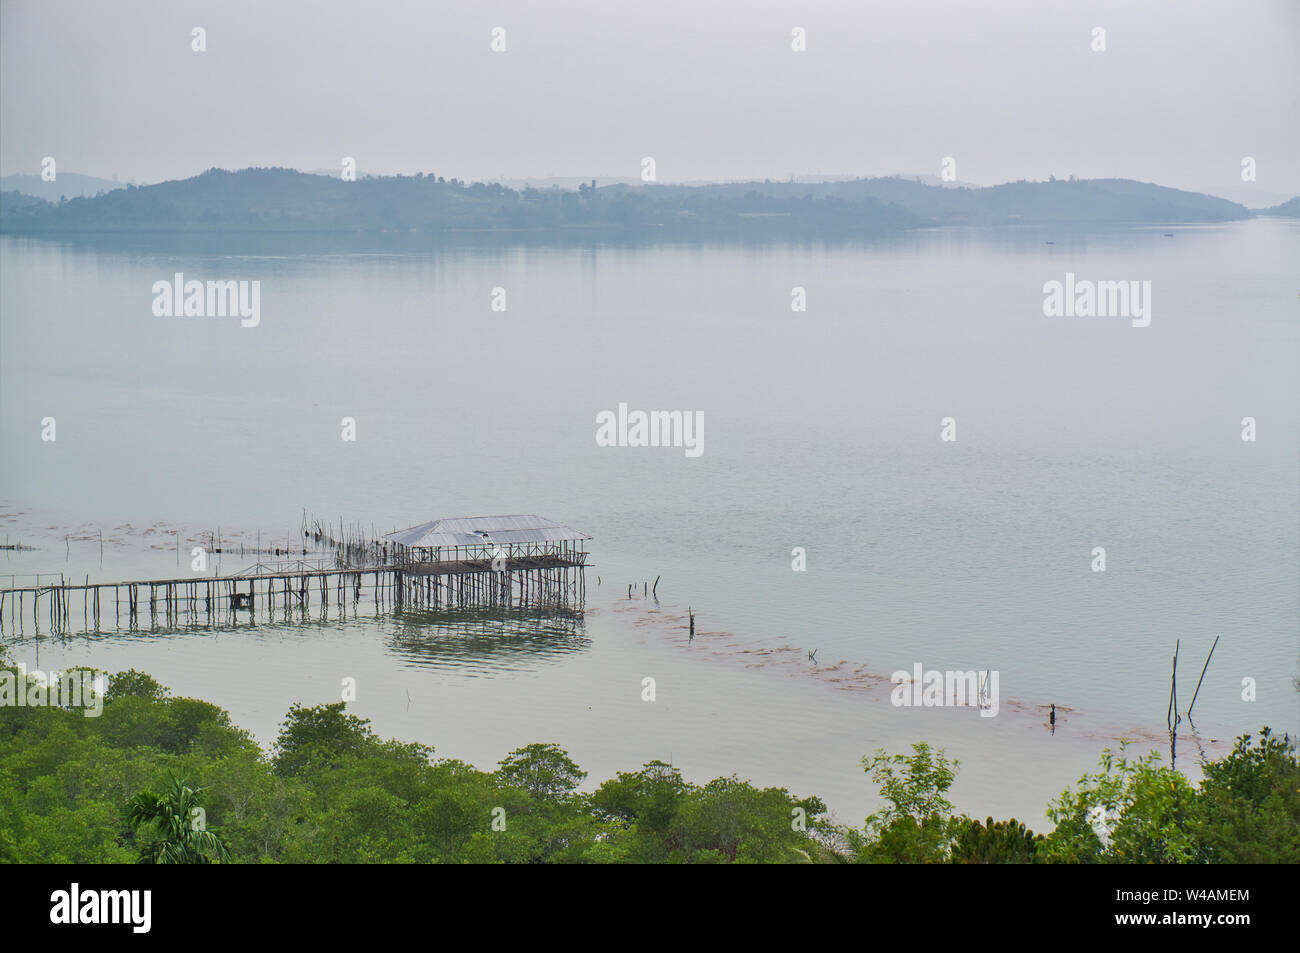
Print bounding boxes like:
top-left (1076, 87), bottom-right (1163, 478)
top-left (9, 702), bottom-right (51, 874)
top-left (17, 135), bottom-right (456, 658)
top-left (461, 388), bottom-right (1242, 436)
top-left (383, 515), bottom-right (590, 548)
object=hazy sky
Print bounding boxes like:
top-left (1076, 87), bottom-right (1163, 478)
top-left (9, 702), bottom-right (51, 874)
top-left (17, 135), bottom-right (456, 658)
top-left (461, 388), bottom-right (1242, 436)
top-left (2, 0), bottom-right (1297, 195)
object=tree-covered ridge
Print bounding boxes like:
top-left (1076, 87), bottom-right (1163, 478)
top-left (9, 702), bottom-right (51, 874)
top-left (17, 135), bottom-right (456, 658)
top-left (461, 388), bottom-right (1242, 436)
top-left (0, 666), bottom-right (835, 863)
top-left (0, 167), bottom-right (915, 235)
top-left (1259, 196), bottom-right (1300, 217)
top-left (0, 662), bottom-right (1295, 863)
top-left (0, 167), bottom-right (1253, 235)
top-left (0, 190), bottom-right (48, 214)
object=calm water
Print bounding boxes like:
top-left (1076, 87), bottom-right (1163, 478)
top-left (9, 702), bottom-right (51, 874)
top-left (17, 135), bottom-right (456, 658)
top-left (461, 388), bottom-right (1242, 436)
top-left (2, 220), bottom-right (1297, 825)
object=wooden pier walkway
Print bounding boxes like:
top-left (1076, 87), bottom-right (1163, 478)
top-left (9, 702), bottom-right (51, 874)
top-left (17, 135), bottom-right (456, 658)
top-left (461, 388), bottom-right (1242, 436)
top-left (0, 556), bottom-right (587, 636)
top-left (0, 513), bottom-right (590, 636)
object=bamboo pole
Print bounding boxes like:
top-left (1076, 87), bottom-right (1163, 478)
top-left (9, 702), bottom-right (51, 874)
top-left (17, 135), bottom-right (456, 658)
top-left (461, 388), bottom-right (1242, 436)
top-left (1187, 636), bottom-right (1220, 722)
top-left (1167, 640), bottom-right (1180, 731)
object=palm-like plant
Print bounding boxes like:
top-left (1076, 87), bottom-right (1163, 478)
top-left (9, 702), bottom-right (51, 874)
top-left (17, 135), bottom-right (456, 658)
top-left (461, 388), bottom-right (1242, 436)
top-left (126, 776), bottom-right (230, 864)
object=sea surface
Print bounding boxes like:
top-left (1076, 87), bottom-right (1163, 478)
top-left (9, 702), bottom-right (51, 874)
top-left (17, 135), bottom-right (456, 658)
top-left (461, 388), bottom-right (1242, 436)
top-left (2, 219), bottom-right (1297, 827)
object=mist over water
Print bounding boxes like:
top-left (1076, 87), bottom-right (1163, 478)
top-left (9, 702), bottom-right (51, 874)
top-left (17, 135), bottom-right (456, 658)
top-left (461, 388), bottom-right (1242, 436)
top-left (2, 219), bottom-right (1297, 822)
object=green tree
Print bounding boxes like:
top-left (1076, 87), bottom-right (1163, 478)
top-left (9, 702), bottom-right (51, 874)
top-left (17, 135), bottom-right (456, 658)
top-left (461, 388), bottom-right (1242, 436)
top-left (1042, 743), bottom-right (1200, 864)
top-left (593, 761), bottom-right (682, 824)
top-left (1196, 728), bottom-right (1300, 863)
top-left (126, 776), bottom-right (229, 864)
top-left (272, 702), bottom-right (376, 777)
top-left (949, 816), bottom-right (1043, 863)
top-left (848, 742), bottom-right (959, 863)
top-left (671, 776), bottom-right (826, 863)
top-left (495, 743), bottom-right (586, 803)
top-left (105, 670), bottom-right (168, 703)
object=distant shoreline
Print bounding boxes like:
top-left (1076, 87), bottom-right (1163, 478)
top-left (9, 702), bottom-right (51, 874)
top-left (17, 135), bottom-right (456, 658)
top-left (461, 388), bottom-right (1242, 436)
top-left (4, 168), bottom-right (1283, 239)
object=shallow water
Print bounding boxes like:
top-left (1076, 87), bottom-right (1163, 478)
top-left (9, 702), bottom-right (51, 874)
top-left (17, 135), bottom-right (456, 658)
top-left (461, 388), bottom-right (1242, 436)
top-left (2, 219), bottom-right (1297, 825)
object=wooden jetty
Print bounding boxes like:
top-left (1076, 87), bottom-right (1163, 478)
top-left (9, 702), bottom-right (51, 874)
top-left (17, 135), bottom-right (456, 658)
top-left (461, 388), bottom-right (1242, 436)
top-left (0, 515), bottom-right (589, 636)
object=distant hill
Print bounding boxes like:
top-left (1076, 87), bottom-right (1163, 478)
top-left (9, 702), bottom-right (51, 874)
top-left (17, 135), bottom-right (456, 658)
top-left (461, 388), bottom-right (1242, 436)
top-left (488, 172), bottom-right (983, 191)
top-left (0, 167), bottom-right (1252, 236)
top-left (1258, 196), bottom-right (1300, 217)
top-left (0, 190), bottom-right (50, 214)
top-left (618, 176), bottom-right (1250, 225)
top-left (0, 166), bottom-right (920, 235)
top-left (0, 172), bottom-right (131, 201)
top-left (1193, 184), bottom-right (1298, 209)
top-left (880, 172), bottom-right (983, 189)
top-left (494, 176), bottom-right (640, 191)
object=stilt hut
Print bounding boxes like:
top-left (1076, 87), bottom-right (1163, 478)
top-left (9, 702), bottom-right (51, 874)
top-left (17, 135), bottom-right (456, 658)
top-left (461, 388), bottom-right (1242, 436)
top-left (381, 515), bottom-right (590, 612)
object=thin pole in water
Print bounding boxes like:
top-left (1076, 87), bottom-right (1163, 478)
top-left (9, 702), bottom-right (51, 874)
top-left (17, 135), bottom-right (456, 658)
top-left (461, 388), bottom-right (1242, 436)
top-left (1187, 636), bottom-right (1220, 722)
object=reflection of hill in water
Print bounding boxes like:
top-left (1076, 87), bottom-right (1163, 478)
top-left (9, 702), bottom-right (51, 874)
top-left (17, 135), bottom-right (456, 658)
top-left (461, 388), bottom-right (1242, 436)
top-left (385, 608), bottom-right (589, 673)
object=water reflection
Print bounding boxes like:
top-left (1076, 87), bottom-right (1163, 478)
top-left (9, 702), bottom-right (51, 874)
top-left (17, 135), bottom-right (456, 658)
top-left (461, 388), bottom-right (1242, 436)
top-left (385, 607), bottom-right (589, 673)
top-left (7, 604), bottom-right (592, 683)
top-left (2, 597), bottom-right (391, 643)
top-left (3, 220), bottom-right (1239, 262)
